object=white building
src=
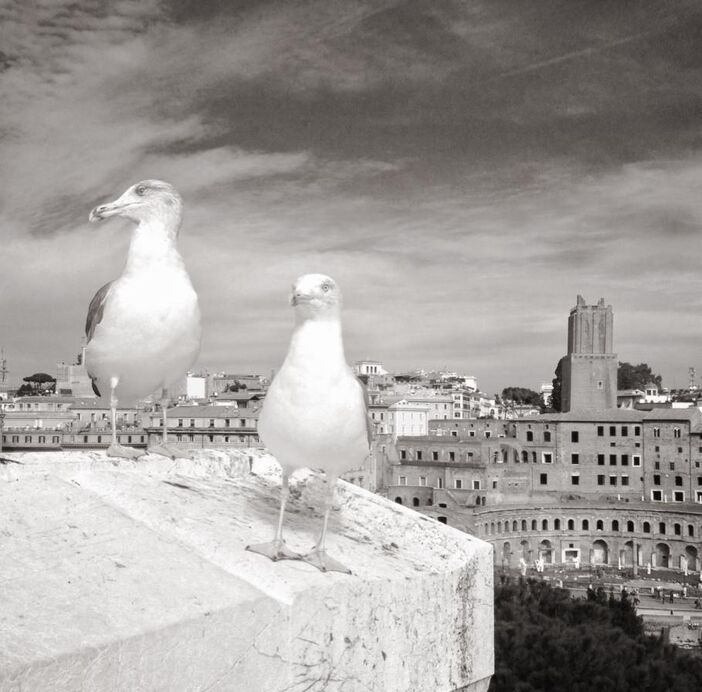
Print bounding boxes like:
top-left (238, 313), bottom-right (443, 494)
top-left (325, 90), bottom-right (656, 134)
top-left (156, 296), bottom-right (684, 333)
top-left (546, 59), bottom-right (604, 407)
top-left (388, 401), bottom-right (428, 437)
top-left (353, 360), bottom-right (387, 377)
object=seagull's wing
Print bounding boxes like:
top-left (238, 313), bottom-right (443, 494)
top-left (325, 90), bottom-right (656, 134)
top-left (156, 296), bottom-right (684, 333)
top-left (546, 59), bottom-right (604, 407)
top-left (355, 377), bottom-right (374, 450)
top-left (85, 281), bottom-right (113, 342)
top-left (85, 281), bottom-right (113, 397)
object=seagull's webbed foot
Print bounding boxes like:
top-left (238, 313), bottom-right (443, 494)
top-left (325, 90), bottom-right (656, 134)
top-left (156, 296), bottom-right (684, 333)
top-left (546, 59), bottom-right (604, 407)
top-left (147, 443), bottom-right (186, 460)
top-left (106, 443), bottom-right (145, 460)
top-left (246, 539), bottom-right (302, 562)
top-left (300, 548), bottom-right (352, 575)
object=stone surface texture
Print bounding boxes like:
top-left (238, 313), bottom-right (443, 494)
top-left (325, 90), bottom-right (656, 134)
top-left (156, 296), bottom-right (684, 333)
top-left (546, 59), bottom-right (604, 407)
top-left (1, 451), bottom-right (493, 692)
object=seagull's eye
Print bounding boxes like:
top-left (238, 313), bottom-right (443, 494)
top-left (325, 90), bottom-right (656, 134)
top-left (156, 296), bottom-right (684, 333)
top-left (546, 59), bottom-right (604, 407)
top-left (135, 185), bottom-right (147, 196)
top-left (321, 283), bottom-right (331, 293)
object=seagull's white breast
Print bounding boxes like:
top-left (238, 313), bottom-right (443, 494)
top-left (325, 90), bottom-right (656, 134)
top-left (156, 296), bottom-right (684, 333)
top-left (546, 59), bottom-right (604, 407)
top-left (258, 321), bottom-right (368, 476)
top-left (86, 263), bottom-right (201, 400)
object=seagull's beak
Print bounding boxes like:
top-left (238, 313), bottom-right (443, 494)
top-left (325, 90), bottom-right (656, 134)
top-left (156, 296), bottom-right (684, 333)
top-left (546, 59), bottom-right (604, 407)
top-left (89, 194), bottom-right (135, 223)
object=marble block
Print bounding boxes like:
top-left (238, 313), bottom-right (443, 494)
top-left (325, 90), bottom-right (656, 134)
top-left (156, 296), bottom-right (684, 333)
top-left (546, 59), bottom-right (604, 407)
top-left (0, 451), bottom-right (493, 692)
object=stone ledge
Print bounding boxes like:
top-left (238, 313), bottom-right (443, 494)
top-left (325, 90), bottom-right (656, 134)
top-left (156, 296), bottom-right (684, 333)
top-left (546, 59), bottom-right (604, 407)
top-left (1, 451), bottom-right (493, 692)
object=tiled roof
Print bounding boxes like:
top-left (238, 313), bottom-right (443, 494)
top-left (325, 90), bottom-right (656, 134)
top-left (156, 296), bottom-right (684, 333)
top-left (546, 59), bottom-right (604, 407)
top-left (535, 408), bottom-right (646, 422)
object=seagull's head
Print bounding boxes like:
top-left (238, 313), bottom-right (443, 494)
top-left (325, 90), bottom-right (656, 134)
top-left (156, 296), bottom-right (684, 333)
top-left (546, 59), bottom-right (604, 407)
top-left (290, 273), bottom-right (342, 320)
top-left (89, 180), bottom-right (183, 229)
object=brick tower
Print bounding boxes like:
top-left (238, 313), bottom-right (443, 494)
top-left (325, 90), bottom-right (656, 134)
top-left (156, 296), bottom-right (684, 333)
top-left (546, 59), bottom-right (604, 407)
top-left (560, 295), bottom-right (617, 412)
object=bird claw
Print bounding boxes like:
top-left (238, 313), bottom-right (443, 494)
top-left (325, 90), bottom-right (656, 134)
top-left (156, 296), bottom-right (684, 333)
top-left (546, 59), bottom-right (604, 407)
top-left (246, 539), bottom-right (302, 562)
top-left (300, 549), bottom-right (352, 575)
top-left (106, 444), bottom-right (145, 460)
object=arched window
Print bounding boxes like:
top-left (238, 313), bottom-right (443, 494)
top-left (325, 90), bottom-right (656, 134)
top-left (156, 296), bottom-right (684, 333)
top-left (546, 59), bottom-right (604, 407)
top-left (490, 522), bottom-right (495, 535)
top-left (596, 520), bottom-right (604, 531)
top-left (531, 519), bottom-right (537, 531)
top-left (554, 519), bottom-right (561, 530)
top-left (475, 496), bottom-right (481, 506)
top-left (688, 524), bottom-right (695, 537)
top-left (568, 519), bottom-right (574, 531)
top-left (512, 520), bottom-right (518, 532)
top-left (627, 520), bottom-right (634, 532)
top-left (532, 452), bottom-right (537, 463)
top-left (612, 520), bottom-right (619, 531)
top-left (674, 523), bottom-right (682, 536)
top-left (521, 519), bottom-right (527, 531)
top-left (643, 521), bottom-right (651, 533)
top-left (522, 451), bottom-right (528, 463)
top-left (582, 519), bottom-right (589, 530)
top-left (659, 522), bottom-right (666, 534)
top-left (394, 497), bottom-right (403, 504)
top-left (438, 516), bottom-right (447, 524)
top-left (427, 498), bottom-right (433, 506)
top-left (497, 522), bottom-right (502, 534)
top-left (542, 519), bottom-right (549, 531)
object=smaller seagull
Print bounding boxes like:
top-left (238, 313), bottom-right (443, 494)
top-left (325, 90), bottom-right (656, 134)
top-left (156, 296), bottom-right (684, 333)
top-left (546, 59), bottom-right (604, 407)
top-left (85, 180), bottom-right (202, 460)
top-left (247, 274), bottom-right (371, 574)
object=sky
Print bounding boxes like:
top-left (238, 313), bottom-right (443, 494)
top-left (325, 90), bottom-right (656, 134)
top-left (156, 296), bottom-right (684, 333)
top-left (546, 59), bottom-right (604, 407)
top-left (2, 0), bottom-right (702, 394)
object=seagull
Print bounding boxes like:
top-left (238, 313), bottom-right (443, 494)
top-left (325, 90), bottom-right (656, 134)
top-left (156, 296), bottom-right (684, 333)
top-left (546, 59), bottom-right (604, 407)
top-left (247, 274), bottom-right (371, 574)
top-left (85, 180), bottom-right (201, 460)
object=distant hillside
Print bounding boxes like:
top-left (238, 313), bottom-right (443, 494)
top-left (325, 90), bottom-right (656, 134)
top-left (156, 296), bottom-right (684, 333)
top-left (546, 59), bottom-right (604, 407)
top-left (489, 577), bottom-right (702, 692)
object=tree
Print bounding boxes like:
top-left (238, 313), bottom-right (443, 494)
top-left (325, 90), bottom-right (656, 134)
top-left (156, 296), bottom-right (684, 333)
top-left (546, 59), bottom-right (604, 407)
top-left (16, 372), bottom-right (56, 396)
top-left (501, 387), bottom-right (542, 407)
top-left (550, 358), bottom-right (563, 412)
top-left (617, 362), bottom-right (662, 391)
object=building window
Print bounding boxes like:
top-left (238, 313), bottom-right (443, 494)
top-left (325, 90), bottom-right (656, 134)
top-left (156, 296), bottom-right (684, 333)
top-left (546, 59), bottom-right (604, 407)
top-left (209, 419), bottom-right (215, 428)
top-left (472, 480), bottom-right (481, 490)
top-left (542, 453), bottom-right (553, 464)
top-left (531, 519), bottom-right (537, 530)
top-left (634, 426), bottom-right (641, 436)
top-left (597, 426), bottom-right (604, 437)
top-left (688, 524), bottom-right (695, 537)
top-left (436, 478), bottom-right (444, 489)
top-left (621, 426), bottom-right (628, 437)
top-left (596, 520), bottom-right (603, 530)
top-left (674, 427), bottom-right (681, 438)
top-left (632, 455), bottom-right (641, 467)
top-left (643, 521), bottom-right (651, 533)
top-left (419, 476), bottom-right (426, 486)
top-left (597, 475), bottom-right (605, 486)
top-left (399, 476), bottom-right (407, 486)
top-left (542, 519), bottom-right (549, 530)
top-left (621, 454), bottom-right (629, 466)
top-left (449, 451), bottom-right (455, 461)
top-left (609, 475), bottom-right (617, 486)
top-left (653, 427), bottom-right (660, 438)
top-left (521, 520), bottom-right (527, 531)
top-left (655, 461), bottom-right (660, 470)
top-left (609, 426), bottom-right (616, 436)
top-left (621, 475), bottom-right (629, 486)
top-left (659, 522), bottom-right (666, 534)
top-left (571, 453), bottom-right (579, 465)
top-left (544, 431), bottom-right (551, 442)
top-left (651, 490), bottom-right (662, 501)
top-left (571, 431), bottom-right (579, 443)
top-left (598, 454), bottom-right (605, 466)
top-left (190, 419), bottom-right (195, 427)
top-left (653, 474), bottom-right (661, 486)
top-left (609, 454), bottom-right (616, 466)
top-left (675, 475), bottom-right (683, 486)
top-left (571, 474), bottom-right (580, 486)
top-left (416, 451), bottom-right (423, 461)
top-left (612, 520), bottom-right (619, 531)
top-left (540, 473), bottom-right (548, 485)
top-left (432, 451), bottom-right (438, 461)
top-left (674, 491), bottom-right (684, 502)
top-left (554, 519), bottom-right (561, 530)
top-left (582, 519), bottom-right (589, 530)
top-left (627, 520), bottom-right (634, 532)
top-left (669, 462), bottom-right (675, 470)
top-left (526, 431), bottom-right (533, 442)
top-left (674, 523), bottom-right (682, 536)
top-left (177, 419), bottom-right (183, 427)
top-left (412, 497), bottom-right (420, 507)
top-left (400, 450), bottom-right (407, 460)
top-left (454, 479), bottom-right (463, 489)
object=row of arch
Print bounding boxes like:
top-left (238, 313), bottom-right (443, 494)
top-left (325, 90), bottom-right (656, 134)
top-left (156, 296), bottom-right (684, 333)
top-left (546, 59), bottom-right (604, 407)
top-left (502, 538), bottom-right (700, 570)
top-left (480, 516), bottom-right (697, 538)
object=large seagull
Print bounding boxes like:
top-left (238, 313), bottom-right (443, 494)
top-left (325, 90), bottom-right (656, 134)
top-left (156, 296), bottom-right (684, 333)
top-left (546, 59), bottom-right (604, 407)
top-left (247, 274), bottom-right (371, 574)
top-left (85, 180), bottom-right (201, 460)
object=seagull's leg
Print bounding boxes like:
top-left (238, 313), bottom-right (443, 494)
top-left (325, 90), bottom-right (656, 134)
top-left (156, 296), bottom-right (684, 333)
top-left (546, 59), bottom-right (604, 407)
top-left (106, 377), bottom-right (143, 460)
top-left (246, 470), bottom-right (302, 561)
top-left (300, 475), bottom-right (351, 574)
top-left (148, 388), bottom-right (185, 459)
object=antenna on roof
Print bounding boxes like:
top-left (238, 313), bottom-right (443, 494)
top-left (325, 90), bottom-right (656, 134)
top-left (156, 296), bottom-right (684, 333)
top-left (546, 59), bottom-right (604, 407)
top-left (689, 367), bottom-right (697, 391)
top-left (0, 348), bottom-right (8, 383)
